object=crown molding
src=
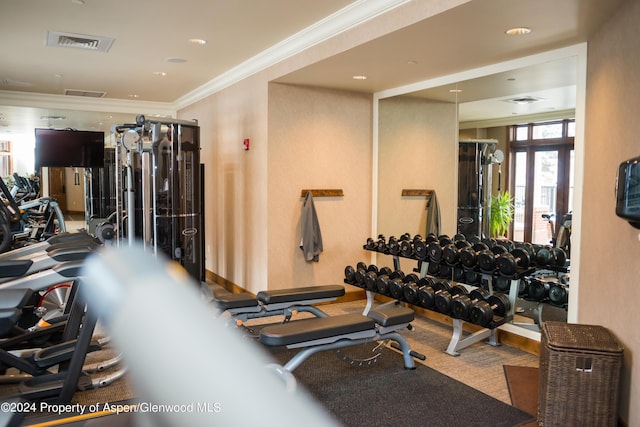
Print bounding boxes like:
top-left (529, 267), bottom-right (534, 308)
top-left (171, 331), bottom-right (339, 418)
top-left (173, 0), bottom-right (410, 110)
top-left (459, 109), bottom-right (576, 130)
top-left (0, 90), bottom-right (176, 117)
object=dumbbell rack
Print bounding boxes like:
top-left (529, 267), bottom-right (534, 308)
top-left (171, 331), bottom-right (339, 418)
top-left (479, 268), bottom-right (538, 333)
top-left (362, 247), bottom-right (533, 356)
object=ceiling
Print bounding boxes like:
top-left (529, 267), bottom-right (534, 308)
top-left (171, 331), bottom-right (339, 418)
top-left (0, 0), bottom-right (628, 136)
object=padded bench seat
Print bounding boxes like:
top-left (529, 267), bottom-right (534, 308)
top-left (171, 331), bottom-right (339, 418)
top-left (260, 313), bottom-right (374, 346)
top-left (257, 285), bottom-right (345, 305)
top-left (367, 306), bottom-right (414, 327)
top-left (214, 292), bottom-right (259, 311)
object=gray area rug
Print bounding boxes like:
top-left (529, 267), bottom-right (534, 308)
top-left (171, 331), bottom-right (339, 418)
top-left (269, 344), bottom-right (536, 427)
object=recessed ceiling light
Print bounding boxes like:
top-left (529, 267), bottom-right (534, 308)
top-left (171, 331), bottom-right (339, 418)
top-left (166, 57), bottom-right (187, 63)
top-left (128, 94), bottom-right (140, 98)
top-left (352, 75), bottom-right (367, 80)
top-left (449, 89), bottom-right (463, 93)
top-left (188, 38), bottom-right (207, 45)
top-left (505, 27), bottom-right (532, 36)
top-left (153, 71), bottom-right (167, 76)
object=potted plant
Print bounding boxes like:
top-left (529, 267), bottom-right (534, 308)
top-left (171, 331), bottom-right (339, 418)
top-left (489, 191), bottom-right (515, 238)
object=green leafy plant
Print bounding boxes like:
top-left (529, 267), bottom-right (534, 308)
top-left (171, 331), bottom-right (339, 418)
top-left (489, 191), bottom-right (515, 238)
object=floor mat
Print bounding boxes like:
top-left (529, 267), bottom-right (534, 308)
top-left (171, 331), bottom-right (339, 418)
top-left (503, 365), bottom-right (539, 426)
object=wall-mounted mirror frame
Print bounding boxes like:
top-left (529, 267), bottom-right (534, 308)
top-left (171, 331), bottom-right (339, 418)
top-left (371, 43), bottom-right (587, 338)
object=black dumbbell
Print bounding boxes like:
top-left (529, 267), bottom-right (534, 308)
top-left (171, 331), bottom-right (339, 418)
top-left (442, 243), bottom-right (461, 265)
top-left (399, 237), bottom-right (414, 258)
top-left (353, 263), bottom-right (368, 288)
top-left (364, 237), bottom-right (376, 251)
top-left (464, 269), bottom-right (482, 286)
top-left (438, 264), bottom-right (453, 279)
top-left (468, 235), bottom-right (481, 244)
top-left (387, 236), bottom-right (401, 256)
top-left (527, 278), bottom-right (550, 301)
top-left (375, 235), bottom-right (387, 253)
top-left (417, 277), bottom-right (437, 309)
top-left (433, 284), bottom-right (470, 315)
top-left (364, 270), bottom-right (379, 292)
top-left (413, 236), bottom-right (428, 261)
top-left (344, 265), bottom-right (356, 284)
top-left (494, 239), bottom-right (515, 253)
top-left (453, 233), bottom-right (467, 243)
top-left (496, 248), bottom-right (531, 276)
top-left (450, 288), bottom-right (490, 320)
top-left (535, 246), bottom-right (567, 268)
top-left (514, 242), bottom-right (535, 260)
top-left (389, 273), bottom-right (417, 300)
top-left (431, 279), bottom-right (452, 293)
top-left (459, 242), bottom-right (489, 268)
top-left (469, 293), bottom-right (511, 327)
top-left (403, 275), bottom-right (428, 304)
top-left (476, 245), bottom-right (508, 271)
top-left (376, 269), bottom-right (403, 295)
top-left (548, 283), bottom-right (569, 306)
top-left (494, 277), bottom-right (528, 297)
top-left (438, 234), bottom-right (453, 246)
top-left (427, 241), bottom-right (443, 263)
top-left (379, 266), bottom-right (393, 277)
top-left (387, 233), bottom-right (410, 256)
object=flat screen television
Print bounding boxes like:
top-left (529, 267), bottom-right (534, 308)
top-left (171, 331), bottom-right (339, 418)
top-left (34, 128), bottom-right (105, 169)
top-left (615, 155), bottom-right (640, 228)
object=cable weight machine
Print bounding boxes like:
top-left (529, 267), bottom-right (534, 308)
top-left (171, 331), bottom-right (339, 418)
top-left (110, 115), bottom-right (203, 281)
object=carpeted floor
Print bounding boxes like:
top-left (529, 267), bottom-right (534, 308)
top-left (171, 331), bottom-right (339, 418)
top-left (2, 299), bottom-right (542, 426)
top-left (269, 345), bottom-right (536, 427)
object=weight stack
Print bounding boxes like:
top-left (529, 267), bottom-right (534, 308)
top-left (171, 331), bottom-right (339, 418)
top-left (538, 321), bottom-right (623, 427)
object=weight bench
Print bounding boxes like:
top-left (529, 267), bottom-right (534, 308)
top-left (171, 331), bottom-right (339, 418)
top-left (259, 306), bottom-right (418, 372)
top-left (214, 285), bottom-right (345, 324)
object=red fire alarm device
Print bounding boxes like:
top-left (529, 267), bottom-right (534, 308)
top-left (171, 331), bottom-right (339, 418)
top-left (243, 138), bottom-right (250, 151)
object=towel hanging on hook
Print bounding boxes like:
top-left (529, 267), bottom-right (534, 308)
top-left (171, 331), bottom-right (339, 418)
top-left (300, 191), bottom-right (323, 262)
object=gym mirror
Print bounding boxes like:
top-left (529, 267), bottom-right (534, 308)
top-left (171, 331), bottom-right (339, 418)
top-left (374, 47), bottom-right (584, 335)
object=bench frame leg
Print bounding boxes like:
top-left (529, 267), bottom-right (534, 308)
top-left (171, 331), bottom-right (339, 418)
top-left (283, 332), bottom-right (416, 372)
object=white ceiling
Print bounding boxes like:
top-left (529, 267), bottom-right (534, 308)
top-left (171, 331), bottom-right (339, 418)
top-left (0, 0), bottom-right (628, 136)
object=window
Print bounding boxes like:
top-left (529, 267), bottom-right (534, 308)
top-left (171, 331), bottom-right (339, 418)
top-left (509, 119), bottom-right (574, 244)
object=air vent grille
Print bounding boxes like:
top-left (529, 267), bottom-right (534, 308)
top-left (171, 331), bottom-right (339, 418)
top-left (504, 96), bottom-right (544, 105)
top-left (46, 31), bottom-right (114, 52)
top-left (64, 89), bottom-right (106, 98)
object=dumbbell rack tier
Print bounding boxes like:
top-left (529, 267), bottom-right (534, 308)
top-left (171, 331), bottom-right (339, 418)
top-left (363, 248), bottom-right (532, 356)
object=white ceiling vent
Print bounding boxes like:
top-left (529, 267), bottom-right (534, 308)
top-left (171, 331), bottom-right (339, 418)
top-left (64, 89), bottom-right (106, 98)
top-left (46, 31), bottom-right (114, 52)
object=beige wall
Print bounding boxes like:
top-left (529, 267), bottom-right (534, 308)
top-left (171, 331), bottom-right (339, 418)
top-left (176, 0), bottom-right (638, 422)
top-left (179, 74), bottom-right (269, 293)
top-left (377, 97), bottom-right (457, 272)
top-left (581, 0), bottom-right (640, 424)
top-left (176, 0), bottom-right (471, 294)
top-left (378, 97), bottom-right (457, 236)
top-left (267, 83), bottom-right (373, 290)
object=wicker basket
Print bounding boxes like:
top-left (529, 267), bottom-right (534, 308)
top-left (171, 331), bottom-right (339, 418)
top-left (538, 321), bottom-right (623, 426)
